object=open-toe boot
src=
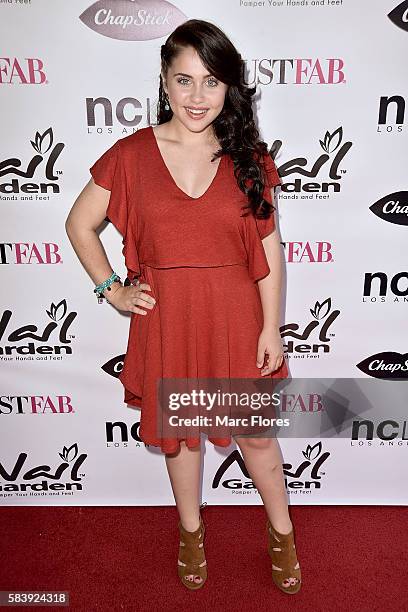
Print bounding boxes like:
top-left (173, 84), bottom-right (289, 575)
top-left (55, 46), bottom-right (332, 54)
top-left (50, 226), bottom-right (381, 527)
top-left (266, 519), bottom-right (301, 594)
top-left (178, 516), bottom-right (207, 590)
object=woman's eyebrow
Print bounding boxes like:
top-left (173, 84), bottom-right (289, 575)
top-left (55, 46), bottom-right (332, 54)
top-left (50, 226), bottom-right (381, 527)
top-left (173, 72), bottom-right (213, 78)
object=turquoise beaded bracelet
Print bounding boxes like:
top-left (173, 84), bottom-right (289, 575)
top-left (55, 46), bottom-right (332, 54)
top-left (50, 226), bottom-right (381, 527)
top-left (94, 272), bottom-right (122, 300)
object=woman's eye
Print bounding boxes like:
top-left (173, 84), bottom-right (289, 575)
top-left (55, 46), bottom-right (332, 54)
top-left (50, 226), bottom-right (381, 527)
top-left (176, 77), bottom-right (218, 87)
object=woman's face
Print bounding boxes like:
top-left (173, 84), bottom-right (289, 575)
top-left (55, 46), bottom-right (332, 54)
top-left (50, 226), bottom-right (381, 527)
top-left (162, 45), bottom-right (228, 133)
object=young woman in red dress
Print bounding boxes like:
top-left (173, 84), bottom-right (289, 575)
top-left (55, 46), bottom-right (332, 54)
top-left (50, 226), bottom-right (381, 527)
top-left (66, 19), bottom-right (301, 595)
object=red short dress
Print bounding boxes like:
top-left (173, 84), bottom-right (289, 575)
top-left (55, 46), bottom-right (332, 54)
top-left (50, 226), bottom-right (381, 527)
top-left (90, 125), bottom-right (289, 454)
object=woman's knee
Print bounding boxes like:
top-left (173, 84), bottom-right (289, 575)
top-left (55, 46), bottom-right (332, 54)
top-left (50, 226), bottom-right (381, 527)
top-left (233, 435), bottom-right (276, 452)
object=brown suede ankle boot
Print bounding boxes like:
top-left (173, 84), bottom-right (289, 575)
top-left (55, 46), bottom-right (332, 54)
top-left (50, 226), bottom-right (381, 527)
top-left (266, 519), bottom-right (302, 594)
top-left (177, 516), bottom-right (207, 590)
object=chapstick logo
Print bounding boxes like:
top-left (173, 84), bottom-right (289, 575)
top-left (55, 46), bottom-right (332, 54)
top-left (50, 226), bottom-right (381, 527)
top-left (79, 0), bottom-right (187, 41)
top-left (356, 352), bottom-right (408, 379)
top-left (388, 1), bottom-right (408, 32)
top-left (369, 191), bottom-right (408, 226)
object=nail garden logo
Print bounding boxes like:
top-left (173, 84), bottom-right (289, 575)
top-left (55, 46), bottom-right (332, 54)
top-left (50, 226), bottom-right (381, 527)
top-left (0, 242), bottom-right (62, 265)
top-left (212, 442), bottom-right (330, 494)
top-left (0, 443), bottom-right (87, 499)
top-left (0, 299), bottom-right (77, 361)
top-left (274, 126), bottom-right (351, 197)
top-left (0, 127), bottom-right (64, 199)
top-left (0, 57), bottom-right (47, 85)
top-left (281, 297), bottom-right (339, 358)
top-left (388, 1), bottom-right (408, 32)
top-left (79, 0), bottom-right (187, 41)
top-left (369, 191), bottom-right (408, 225)
top-left (356, 352), bottom-right (408, 379)
top-left (362, 271), bottom-right (408, 304)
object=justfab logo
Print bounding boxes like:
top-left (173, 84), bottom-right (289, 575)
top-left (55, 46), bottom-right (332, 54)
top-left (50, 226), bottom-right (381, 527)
top-left (0, 243), bottom-right (62, 265)
top-left (0, 58), bottom-right (47, 85)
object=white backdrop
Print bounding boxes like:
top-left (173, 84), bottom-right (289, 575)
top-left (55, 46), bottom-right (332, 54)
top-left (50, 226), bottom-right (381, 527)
top-left (1, 0), bottom-right (407, 506)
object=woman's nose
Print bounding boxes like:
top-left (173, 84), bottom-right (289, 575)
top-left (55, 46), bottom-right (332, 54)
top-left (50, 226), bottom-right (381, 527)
top-left (190, 84), bottom-right (205, 102)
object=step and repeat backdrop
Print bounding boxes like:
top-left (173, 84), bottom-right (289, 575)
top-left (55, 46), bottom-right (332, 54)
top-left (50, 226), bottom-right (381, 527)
top-left (1, 1), bottom-right (407, 506)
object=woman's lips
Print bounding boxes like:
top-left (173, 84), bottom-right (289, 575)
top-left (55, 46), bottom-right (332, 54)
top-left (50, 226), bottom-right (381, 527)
top-left (185, 107), bottom-right (209, 120)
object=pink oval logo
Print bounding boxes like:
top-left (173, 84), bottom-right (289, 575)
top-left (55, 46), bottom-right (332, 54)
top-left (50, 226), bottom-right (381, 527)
top-left (79, 0), bottom-right (187, 41)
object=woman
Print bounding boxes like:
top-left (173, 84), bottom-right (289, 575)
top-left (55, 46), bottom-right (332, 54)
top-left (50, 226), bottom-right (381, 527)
top-left (65, 19), bottom-right (301, 595)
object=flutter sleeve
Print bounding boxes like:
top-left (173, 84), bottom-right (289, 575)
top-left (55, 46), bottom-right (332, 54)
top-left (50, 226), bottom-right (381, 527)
top-left (262, 150), bottom-right (282, 189)
top-left (255, 151), bottom-right (281, 240)
top-left (89, 139), bottom-right (140, 280)
top-left (89, 139), bottom-right (128, 237)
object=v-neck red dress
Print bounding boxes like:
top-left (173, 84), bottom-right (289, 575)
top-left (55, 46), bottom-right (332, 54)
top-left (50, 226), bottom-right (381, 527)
top-left (90, 125), bottom-right (288, 454)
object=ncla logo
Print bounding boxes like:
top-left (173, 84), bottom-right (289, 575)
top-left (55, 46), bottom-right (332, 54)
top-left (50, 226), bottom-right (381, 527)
top-left (0, 242), bottom-right (62, 265)
top-left (280, 298), bottom-right (339, 358)
top-left (362, 271), bottom-right (408, 303)
top-left (79, 0), bottom-right (187, 41)
top-left (0, 128), bottom-right (64, 197)
top-left (0, 58), bottom-right (47, 85)
top-left (369, 192), bottom-right (408, 226)
top-left (86, 96), bottom-right (147, 131)
top-left (212, 442), bottom-right (330, 492)
top-left (351, 419), bottom-right (408, 441)
top-left (356, 352), bottom-right (408, 379)
top-left (282, 241), bottom-right (334, 263)
top-left (377, 95), bottom-right (405, 132)
top-left (106, 421), bottom-right (144, 447)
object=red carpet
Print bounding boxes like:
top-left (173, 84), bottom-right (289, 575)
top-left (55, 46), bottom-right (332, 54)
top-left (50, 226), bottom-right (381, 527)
top-left (1, 505), bottom-right (407, 611)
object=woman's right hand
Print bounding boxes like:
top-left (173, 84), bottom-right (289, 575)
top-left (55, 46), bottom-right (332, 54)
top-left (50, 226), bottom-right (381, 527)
top-left (106, 281), bottom-right (156, 315)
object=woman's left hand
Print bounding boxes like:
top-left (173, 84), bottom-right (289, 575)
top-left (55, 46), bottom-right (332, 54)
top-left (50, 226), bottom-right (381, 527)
top-left (256, 327), bottom-right (285, 376)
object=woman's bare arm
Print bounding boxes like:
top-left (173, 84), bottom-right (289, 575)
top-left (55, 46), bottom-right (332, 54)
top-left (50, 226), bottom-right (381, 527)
top-left (65, 179), bottom-right (155, 314)
top-left (257, 229), bottom-right (283, 332)
top-left (256, 190), bottom-right (285, 374)
top-left (65, 178), bottom-right (121, 293)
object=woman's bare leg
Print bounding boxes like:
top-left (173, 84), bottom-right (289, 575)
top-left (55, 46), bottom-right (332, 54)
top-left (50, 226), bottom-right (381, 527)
top-left (233, 436), bottom-right (300, 589)
top-left (165, 440), bottom-right (203, 585)
top-left (233, 436), bottom-right (292, 533)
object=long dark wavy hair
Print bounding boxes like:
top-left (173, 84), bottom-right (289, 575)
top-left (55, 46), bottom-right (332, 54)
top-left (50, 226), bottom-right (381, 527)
top-left (157, 19), bottom-right (277, 220)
